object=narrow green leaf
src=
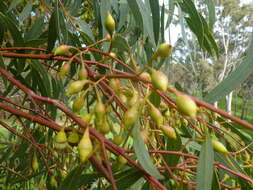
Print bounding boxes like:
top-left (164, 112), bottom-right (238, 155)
top-left (19, 1), bottom-right (32, 23)
top-left (212, 169), bottom-right (221, 190)
top-left (149, 92), bottom-right (161, 108)
top-left (149, 0), bottom-right (160, 44)
top-left (204, 0), bottom-right (215, 30)
top-left (160, 3), bottom-right (165, 42)
top-left (204, 32), bottom-right (253, 103)
top-left (57, 165), bottom-right (99, 190)
top-left (127, 0), bottom-right (143, 29)
top-left (77, 20), bottom-right (95, 41)
top-left (106, 168), bottom-right (142, 190)
top-left (47, 9), bottom-right (58, 51)
top-left (166, 0), bottom-right (175, 28)
top-left (196, 135), bottom-right (214, 190)
top-left (24, 17), bottom-right (44, 40)
top-left (164, 136), bottom-right (182, 166)
top-left (133, 125), bottom-right (164, 180)
top-left (7, 0), bottom-right (22, 12)
top-left (111, 34), bottom-right (130, 52)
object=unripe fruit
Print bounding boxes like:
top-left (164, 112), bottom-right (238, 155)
top-left (161, 125), bottom-right (177, 140)
top-left (67, 129), bottom-right (80, 146)
top-left (128, 90), bottom-right (138, 107)
top-left (105, 11), bottom-right (115, 36)
top-left (66, 80), bottom-right (88, 96)
top-left (164, 109), bottom-right (170, 117)
top-left (212, 140), bottom-right (228, 154)
top-left (149, 103), bottom-right (163, 127)
top-left (80, 113), bottom-right (93, 123)
top-left (94, 100), bottom-right (106, 120)
top-left (150, 69), bottom-right (168, 92)
top-left (123, 105), bottom-right (139, 129)
top-left (118, 155), bottom-right (127, 166)
top-left (50, 175), bottom-right (58, 188)
top-left (32, 153), bottom-right (39, 171)
top-left (176, 94), bottom-right (197, 117)
top-left (109, 78), bottom-right (120, 92)
top-left (59, 61), bottom-right (71, 79)
top-left (72, 96), bottom-right (85, 113)
top-left (78, 66), bottom-right (88, 80)
top-left (113, 134), bottom-right (122, 145)
top-left (182, 118), bottom-right (188, 126)
top-left (54, 45), bottom-right (71, 56)
top-left (54, 128), bottom-right (68, 150)
top-left (140, 72), bottom-right (151, 82)
top-left (101, 118), bottom-right (110, 134)
top-left (78, 128), bottom-right (93, 163)
top-left (119, 93), bottom-right (128, 104)
top-left (154, 43), bottom-right (173, 59)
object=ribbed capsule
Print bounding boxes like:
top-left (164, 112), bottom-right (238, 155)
top-left (78, 66), bottom-right (88, 80)
top-left (105, 11), bottom-right (115, 36)
top-left (72, 96), bottom-right (85, 113)
top-left (160, 125), bottom-right (177, 140)
top-left (67, 128), bottom-right (80, 146)
top-left (150, 69), bottom-right (168, 92)
top-left (78, 128), bottom-right (93, 163)
top-left (176, 94), bottom-right (197, 117)
top-left (94, 100), bottom-right (106, 120)
top-left (54, 45), bottom-right (71, 56)
top-left (54, 128), bottom-right (68, 150)
top-left (66, 80), bottom-right (88, 96)
top-left (32, 153), bottom-right (39, 171)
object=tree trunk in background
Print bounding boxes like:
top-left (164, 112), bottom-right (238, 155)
top-left (226, 91), bottom-right (233, 114)
top-left (240, 100), bottom-right (248, 120)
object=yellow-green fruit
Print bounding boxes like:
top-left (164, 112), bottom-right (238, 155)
top-left (119, 93), bottom-right (128, 104)
top-left (176, 94), bottom-right (197, 117)
top-left (78, 66), bottom-right (88, 80)
top-left (212, 140), bottom-right (228, 154)
top-left (123, 105), bottom-right (139, 129)
top-left (54, 128), bottom-right (68, 150)
top-left (128, 90), bottom-right (138, 107)
top-left (105, 11), bottom-right (115, 35)
top-left (32, 153), bottom-right (39, 171)
top-left (113, 135), bottom-right (122, 145)
top-left (50, 175), bottom-right (58, 188)
top-left (80, 113), bottom-right (93, 124)
top-left (182, 118), bottom-right (188, 126)
top-left (118, 155), bottom-right (127, 166)
top-left (161, 125), bottom-right (177, 140)
top-left (66, 80), bottom-right (87, 96)
top-left (59, 61), bottom-right (71, 79)
top-left (150, 69), bottom-right (168, 92)
top-left (78, 128), bottom-right (93, 163)
top-left (67, 129), bottom-right (80, 146)
top-left (72, 96), bottom-right (85, 113)
top-left (164, 109), bottom-right (170, 117)
top-left (156, 43), bottom-right (173, 58)
top-left (96, 117), bottom-right (110, 134)
top-left (140, 72), bottom-right (151, 82)
top-left (109, 78), bottom-right (120, 92)
top-left (149, 103), bottom-right (163, 127)
top-left (94, 101), bottom-right (106, 120)
top-left (54, 45), bottom-right (71, 56)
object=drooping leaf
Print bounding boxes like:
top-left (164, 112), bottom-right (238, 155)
top-left (196, 135), bottom-right (214, 190)
top-left (149, 0), bottom-right (160, 44)
top-left (204, 32), bottom-right (253, 103)
top-left (204, 0), bottom-right (216, 30)
top-left (133, 124), bottom-right (164, 180)
top-left (19, 1), bottom-right (33, 23)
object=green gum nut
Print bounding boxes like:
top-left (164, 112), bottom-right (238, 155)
top-left (67, 129), bottom-right (80, 146)
top-left (78, 128), bottom-right (93, 163)
top-left (150, 68), bottom-right (168, 92)
top-left (72, 96), bottom-right (85, 113)
top-left (105, 11), bottom-right (115, 36)
top-left (54, 45), bottom-right (71, 56)
top-left (66, 80), bottom-right (88, 96)
top-left (59, 61), bottom-right (71, 79)
top-left (176, 94), bottom-right (197, 117)
top-left (123, 105), bottom-right (139, 129)
top-left (161, 125), bottom-right (177, 140)
top-left (54, 128), bottom-right (68, 150)
top-left (212, 140), bottom-right (228, 154)
top-left (149, 102), bottom-right (163, 127)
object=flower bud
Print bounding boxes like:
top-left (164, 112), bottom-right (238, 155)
top-left (54, 128), bottom-right (68, 150)
top-left (72, 96), bottom-right (85, 113)
top-left (80, 113), bottom-right (93, 124)
top-left (105, 11), bottom-right (115, 36)
top-left (109, 78), bottom-right (120, 92)
top-left (161, 125), bottom-right (177, 140)
top-left (78, 128), bottom-right (93, 163)
top-left (59, 61), bottom-right (71, 79)
top-left (176, 94), bottom-right (197, 117)
top-left (54, 45), bottom-right (71, 56)
top-left (123, 105), bottom-right (139, 129)
top-left (153, 43), bottom-right (173, 59)
top-left (212, 140), bottom-right (228, 154)
top-left (140, 72), bottom-right (151, 82)
top-left (67, 128), bottom-right (80, 146)
top-left (32, 153), bottom-right (39, 171)
top-left (128, 90), bottom-right (138, 107)
top-left (94, 100), bottom-right (106, 120)
top-left (113, 134), bottom-right (122, 145)
top-left (66, 80), bottom-right (88, 96)
top-left (149, 102), bottom-right (163, 127)
top-left (78, 66), bottom-right (88, 80)
top-left (150, 69), bottom-right (168, 92)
